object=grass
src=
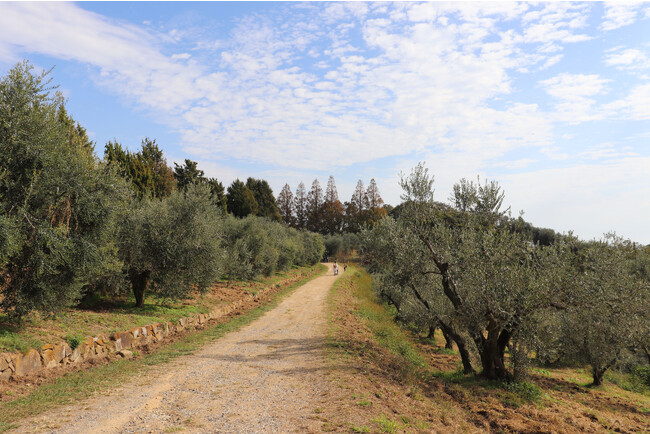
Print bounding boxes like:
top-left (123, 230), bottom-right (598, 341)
top-left (0, 265), bottom-right (321, 354)
top-left (0, 263), bottom-right (326, 432)
top-left (324, 267), bottom-right (450, 431)
top-left (347, 271), bottom-right (426, 372)
top-left (371, 415), bottom-right (401, 433)
top-left (0, 326), bottom-right (43, 355)
top-left (605, 367), bottom-right (650, 395)
top-left (430, 367), bottom-right (544, 407)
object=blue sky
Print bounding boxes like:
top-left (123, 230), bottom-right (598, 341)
top-left (1, 2), bottom-right (649, 243)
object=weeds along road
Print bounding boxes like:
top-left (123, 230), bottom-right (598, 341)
top-left (13, 263), bottom-right (342, 434)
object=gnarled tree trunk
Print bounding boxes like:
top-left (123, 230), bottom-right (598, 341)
top-left (439, 320), bottom-right (475, 374)
top-left (441, 327), bottom-right (454, 349)
top-left (129, 269), bottom-right (151, 308)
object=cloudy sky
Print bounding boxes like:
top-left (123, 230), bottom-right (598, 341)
top-left (1, 2), bottom-right (648, 243)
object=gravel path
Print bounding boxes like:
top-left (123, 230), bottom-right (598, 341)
top-left (14, 264), bottom-right (341, 433)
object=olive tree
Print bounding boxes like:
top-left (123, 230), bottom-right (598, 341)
top-left (221, 215), bottom-right (280, 280)
top-left (0, 61), bottom-right (130, 318)
top-left (220, 215), bottom-right (324, 281)
top-left (364, 163), bottom-right (570, 379)
top-left (119, 185), bottom-right (223, 307)
top-left (560, 234), bottom-right (650, 385)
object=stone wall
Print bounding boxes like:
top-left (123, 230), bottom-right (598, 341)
top-left (0, 291), bottom-right (261, 380)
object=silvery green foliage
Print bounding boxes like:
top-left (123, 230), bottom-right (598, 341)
top-left (119, 184), bottom-right (223, 305)
top-left (560, 234), bottom-right (650, 385)
top-left (365, 163), bottom-right (571, 379)
top-left (221, 215), bottom-right (324, 281)
top-left (0, 213), bottom-right (19, 268)
top-left (323, 232), bottom-right (361, 257)
top-left (398, 162), bottom-right (434, 203)
top-left (449, 176), bottom-right (508, 222)
top-left (0, 61), bottom-right (131, 318)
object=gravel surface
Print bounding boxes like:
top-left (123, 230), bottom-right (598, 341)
top-left (13, 264), bottom-right (341, 433)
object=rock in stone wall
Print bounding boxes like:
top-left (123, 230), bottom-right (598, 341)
top-left (14, 349), bottom-right (41, 376)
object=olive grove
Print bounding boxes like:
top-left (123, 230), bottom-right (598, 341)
top-left (0, 61), bottom-right (325, 319)
top-left (363, 163), bottom-right (649, 383)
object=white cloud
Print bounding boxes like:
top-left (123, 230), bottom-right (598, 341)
top-left (601, 2), bottom-right (646, 31)
top-left (491, 158), bottom-right (537, 170)
top-left (520, 2), bottom-right (592, 44)
top-left (2, 2), bottom-right (649, 242)
top-left (0, 2), bottom-right (208, 116)
top-left (0, 2), bottom-right (592, 172)
top-left (579, 143), bottom-right (638, 160)
top-left (540, 73), bottom-right (610, 123)
top-left (541, 73), bottom-right (609, 99)
top-left (604, 83), bottom-right (650, 120)
top-left (605, 47), bottom-right (650, 70)
top-left (171, 53), bottom-right (191, 60)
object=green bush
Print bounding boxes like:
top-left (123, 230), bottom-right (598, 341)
top-left (634, 365), bottom-right (650, 386)
top-left (118, 185), bottom-right (223, 306)
top-left (0, 61), bottom-right (131, 319)
top-left (504, 381), bottom-right (542, 403)
top-left (65, 335), bottom-right (82, 350)
top-left (221, 215), bottom-right (323, 280)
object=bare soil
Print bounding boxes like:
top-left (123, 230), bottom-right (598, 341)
top-left (8, 264), bottom-right (341, 433)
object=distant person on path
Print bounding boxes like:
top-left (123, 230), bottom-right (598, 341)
top-left (343, 264), bottom-right (348, 272)
top-left (333, 262), bottom-right (338, 275)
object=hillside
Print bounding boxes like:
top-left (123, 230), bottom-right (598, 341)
top-left (317, 266), bottom-right (650, 433)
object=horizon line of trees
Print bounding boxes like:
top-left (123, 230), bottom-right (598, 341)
top-left (277, 177), bottom-right (388, 235)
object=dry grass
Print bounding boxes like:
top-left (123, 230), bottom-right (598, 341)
top-left (319, 265), bottom-right (650, 433)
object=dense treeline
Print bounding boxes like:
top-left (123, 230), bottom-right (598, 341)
top-left (277, 177), bottom-right (389, 235)
top-left (0, 61), bottom-right (323, 318)
top-left (363, 163), bottom-right (650, 385)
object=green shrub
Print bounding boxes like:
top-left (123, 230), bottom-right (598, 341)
top-left (118, 185), bottom-right (223, 307)
top-left (633, 365), bottom-right (650, 386)
top-left (65, 335), bottom-right (82, 350)
top-left (504, 381), bottom-right (542, 403)
top-left (0, 61), bottom-right (131, 319)
top-left (221, 215), bottom-right (323, 281)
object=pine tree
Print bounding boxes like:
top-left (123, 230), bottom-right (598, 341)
top-left (306, 179), bottom-right (324, 233)
top-left (352, 180), bottom-right (368, 210)
top-left (366, 178), bottom-right (383, 208)
top-left (105, 138), bottom-right (175, 200)
top-left (346, 180), bottom-right (368, 233)
top-left (322, 176), bottom-right (345, 234)
top-left (227, 179), bottom-right (258, 218)
top-left (293, 182), bottom-right (308, 229)
top-left (174, 159), bottom-right (204, 190)
top-left (206, 178), bottom-right (227, 213)
top-left (365, 178), bottom-right (387, 226)
top-left (140, 138), bottom-right (176, 199)
top-left (246, 177), bottom-right (281, 221)
top-left (324, 176), bottom-right (339, 203)
top-left (277, 184), bottom-right (295, 227)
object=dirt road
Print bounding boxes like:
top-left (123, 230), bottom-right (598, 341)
top-left (14, 264), bottom-right (341, 433)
